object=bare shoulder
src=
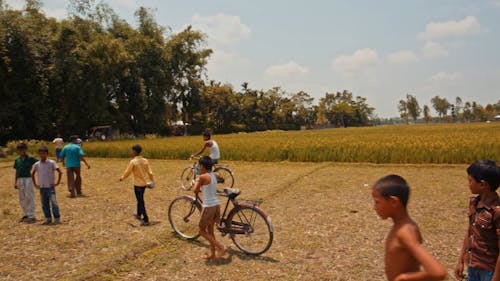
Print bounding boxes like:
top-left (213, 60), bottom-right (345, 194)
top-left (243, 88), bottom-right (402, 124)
top-left (395, 220), bottom-right (422, 244)
top-left (198, 173), bottom-right (211, 184)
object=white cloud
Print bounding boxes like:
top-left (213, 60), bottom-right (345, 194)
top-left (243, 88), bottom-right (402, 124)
top-left (108, 0), bottom-right (138, 9)
top-left (207, 50), bottom-right (250, 71)
top-left (332, 48), bottom-right (379, 76)
top-left (418, 16), bottom-right (481, 41)
top-left (190, 13), bottom-right (251, 47)
top-left (187, 13), bottom-right (252, 81)
top-left (387, 50), bottom-right (419, 64)
top-left (430, 71), bottom-right (463, 81)
top-left (422, 41), bottom-right (449, 59)
top-left (264, 61), bottom-right (309, 79)
top-left (490, 0), bottom-right (500, 7)
top-left (4, 0), bottom-right (25, 9)
top-left (42, 7), bottom-right (67, 20)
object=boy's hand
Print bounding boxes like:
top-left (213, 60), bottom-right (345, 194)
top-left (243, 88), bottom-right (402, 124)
top-left (394, 274), bottom-right (408, 281)
top-left (34, 184), bottom-right (40, 189)
top-left (454, 261), bottom-right (465, 280)
top-left (86, 164), bottom-right (91, 169)
top-left (14, 184), bottom-right (18, 189)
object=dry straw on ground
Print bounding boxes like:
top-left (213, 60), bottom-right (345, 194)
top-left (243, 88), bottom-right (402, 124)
top-left (0, 158), bottom-right (469, 280)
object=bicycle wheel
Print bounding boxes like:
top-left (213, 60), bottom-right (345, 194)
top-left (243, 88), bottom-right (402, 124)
top-left (213, 166), bottom-right (234, 188)
top-left (168, 196), bottom-right (201, 239)
top-left (180, 167), bottom-right (195, 190)
top-left (228, 205), bottom-right (273, 255)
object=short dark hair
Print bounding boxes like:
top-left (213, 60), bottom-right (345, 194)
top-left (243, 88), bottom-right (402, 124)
top-left (132, 144), bottom-right (142, 154)
top-left (202, 131), bottom-right (211, 139)
top-left (38, 146), bottom-right (49, 153)
top-left (373, 174), bottom-right (410, 207)
top-left (467, 160), bottom-right (500, 191)
top-left (17, 143), bottom-right (27, 150)
top-left (70, 135), bottom-right (79, 141)
top-left (199, 156), bottom-right (213, 171)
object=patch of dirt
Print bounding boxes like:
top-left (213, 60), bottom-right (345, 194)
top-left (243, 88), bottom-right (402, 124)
top-left (0, 159), bottom-right (468, 280)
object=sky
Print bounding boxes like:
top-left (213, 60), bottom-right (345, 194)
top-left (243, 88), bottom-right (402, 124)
top-left (4, 0), bottom-right (500, 117)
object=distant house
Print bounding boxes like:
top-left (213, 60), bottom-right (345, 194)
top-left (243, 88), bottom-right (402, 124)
top-left (495, 115), bottom-right (500, 122)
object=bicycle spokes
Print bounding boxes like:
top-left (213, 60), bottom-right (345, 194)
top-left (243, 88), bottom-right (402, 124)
top-left (228, 206), bottom-right (273, 255)
top-left (183, 203), bottom-right (197, 223)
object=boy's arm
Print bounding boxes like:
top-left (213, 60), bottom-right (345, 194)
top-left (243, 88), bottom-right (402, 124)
top-left (454, 232), bottom-right (469, 280)
top-left (13, 165), bottom-right (18, 189)
top-left (80, 156), bottom-right (91, 169)
top-left (395, 227), bottom-right (447, 281)
top-left (492, 249), bottom-right (500, 281)
top-left (146, 161), bottom-right (154, 182)
top-left (54, 168), bottom-right (62, 186)
top-left (193, 174), bottom-right (208, 194)
top-left (192, 142), bottom-right (209, 157)
top-left (492, 214), bottom-right (500, 281)
top-left (31, 169), bottom-right (39, 189)
top-left (119, 161), bottom-right (133, 181)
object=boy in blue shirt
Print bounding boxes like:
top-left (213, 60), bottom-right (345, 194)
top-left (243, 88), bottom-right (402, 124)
top-left (60, 135), bottom-right (90, 197)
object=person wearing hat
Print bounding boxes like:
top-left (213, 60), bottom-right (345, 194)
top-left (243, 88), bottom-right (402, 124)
top-left (60, 135), bottom-right (90, 198)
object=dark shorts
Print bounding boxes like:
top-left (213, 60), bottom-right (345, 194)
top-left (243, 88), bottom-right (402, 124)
top-left (199, 205), bottom-right (220, 228)
top-left (55, 148), bottom-right (62, 159)
top-left (468, 267), bottom-right (493, 281)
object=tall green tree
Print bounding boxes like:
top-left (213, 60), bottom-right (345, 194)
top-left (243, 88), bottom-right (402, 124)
top-left (423, 105), bottom-right (431, 123)
top-left (398, 100), bottom-right (409, 124)
top-left (431, 95), bottom-right (450, 120)
top-left (406, 94), bottom-right (421, 122)
top-left (166, 26), bottom-right (212, 125)
top-left (317, 90), bottom-right (371, 127)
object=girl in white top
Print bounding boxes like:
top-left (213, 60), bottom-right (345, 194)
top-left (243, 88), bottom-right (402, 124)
top-left (193, 156), bottom-right (227, 260)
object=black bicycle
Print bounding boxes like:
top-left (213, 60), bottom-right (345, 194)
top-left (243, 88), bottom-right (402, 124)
top-left (168, 188), bottom-right (273, 255)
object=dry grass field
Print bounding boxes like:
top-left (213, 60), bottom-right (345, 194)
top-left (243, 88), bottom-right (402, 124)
top-left (0, 158), bottom-right (472, 280)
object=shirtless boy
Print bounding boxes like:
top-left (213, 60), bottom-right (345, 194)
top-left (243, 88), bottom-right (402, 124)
top-left (372, 174), bottom-right (447, 281)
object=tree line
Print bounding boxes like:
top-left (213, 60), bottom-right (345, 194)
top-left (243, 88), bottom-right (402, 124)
top-left (3, 1), bottom-right (496, 145)
top-left (397, 94), bottom-right (500, 124)
top-left (0, 0), bottom-right (375, 144)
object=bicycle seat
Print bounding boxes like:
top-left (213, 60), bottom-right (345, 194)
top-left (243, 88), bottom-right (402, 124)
top-left (223, 188), bottom-right (241, 199)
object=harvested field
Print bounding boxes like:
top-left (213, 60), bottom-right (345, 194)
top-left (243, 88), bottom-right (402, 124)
top-left (1, 158), bottom-right (470, 280)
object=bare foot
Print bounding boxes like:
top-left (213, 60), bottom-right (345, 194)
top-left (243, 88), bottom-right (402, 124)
top-left (216, 246), bottom-right (228, 259)
top-left (202, 253), bottom-right (216, 261)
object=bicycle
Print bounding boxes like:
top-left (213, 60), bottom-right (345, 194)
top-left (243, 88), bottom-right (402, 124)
top-left (168, 187), bottom-right (274, 255)
top-left (180, 156), bottom-right (234, 190)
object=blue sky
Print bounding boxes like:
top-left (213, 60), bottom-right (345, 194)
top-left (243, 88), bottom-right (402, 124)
top-left (5, 0), bottom-right (500, 117)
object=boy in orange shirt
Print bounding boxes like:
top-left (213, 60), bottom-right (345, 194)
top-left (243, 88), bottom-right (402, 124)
top-left (119, 144), bottom-right (154, 226)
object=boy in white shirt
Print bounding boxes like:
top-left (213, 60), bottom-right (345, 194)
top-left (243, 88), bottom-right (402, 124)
top-left (31, 146), bottom-right (62, 225)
